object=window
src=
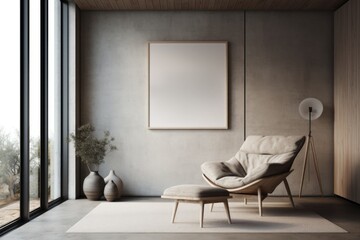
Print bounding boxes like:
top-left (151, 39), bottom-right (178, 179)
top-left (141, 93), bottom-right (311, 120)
top-left (0, 0), bottom-right (21, 228)
top-left (0, 0), bottom-right (68, 235)
top-left (48, 0), bottom-right (62, 202)
top-left (29, 0), bottom-right (41, 212)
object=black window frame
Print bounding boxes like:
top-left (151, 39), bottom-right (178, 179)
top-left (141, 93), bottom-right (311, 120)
top-left (0, 0), bottom-right (69, 236)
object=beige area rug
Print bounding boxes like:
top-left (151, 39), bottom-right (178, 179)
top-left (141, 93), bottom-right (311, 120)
top-left (67, 201), bottom-right (346, 233)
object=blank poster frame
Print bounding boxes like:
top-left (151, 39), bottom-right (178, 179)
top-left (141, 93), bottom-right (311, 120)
top-left (148, 41), bottom-right (228, 130)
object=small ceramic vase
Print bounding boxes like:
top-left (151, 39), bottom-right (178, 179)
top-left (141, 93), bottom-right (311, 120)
top-left (104, 170), bottom-right (123, 199)
top-left (104, 180), bottom-right (119, 202)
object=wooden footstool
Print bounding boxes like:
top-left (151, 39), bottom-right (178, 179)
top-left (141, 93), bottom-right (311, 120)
top-left (161, 184), bottom-right (232, 228)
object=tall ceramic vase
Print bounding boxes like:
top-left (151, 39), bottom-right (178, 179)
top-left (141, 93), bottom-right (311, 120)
top-left (83, 171), bottom-right (105, 200)
top-left (104, 170), bottom-right (123, 199)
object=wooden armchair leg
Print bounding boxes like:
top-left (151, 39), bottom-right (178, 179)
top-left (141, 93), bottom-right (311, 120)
top-left (257, 188), bottom-right (263, 216)
top-left (283, 178), bottom-right (295, 208)
top-left (223, 200), bottom-right (232, 224)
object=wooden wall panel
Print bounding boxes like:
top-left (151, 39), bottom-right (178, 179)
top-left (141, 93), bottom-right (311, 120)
top-left (334, 0), bottom-right (360, 204)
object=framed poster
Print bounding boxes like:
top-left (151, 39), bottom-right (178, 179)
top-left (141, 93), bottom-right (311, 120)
top-left (148, 41), bottom-right (228, 129)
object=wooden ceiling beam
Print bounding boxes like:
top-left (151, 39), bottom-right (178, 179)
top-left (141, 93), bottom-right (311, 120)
top-left (73, 0), bottom-right (349, 11)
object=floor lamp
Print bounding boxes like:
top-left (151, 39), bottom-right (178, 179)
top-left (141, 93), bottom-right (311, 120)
top-left (298, 98), bottom-right (324, 197)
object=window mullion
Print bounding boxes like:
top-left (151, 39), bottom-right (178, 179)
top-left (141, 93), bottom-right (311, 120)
top-left (60, 0), bottom-right (69, 199)
top-left (20, 0), bottom-right (30, 222)
top-left (40, 0), bottom-right (49, 210)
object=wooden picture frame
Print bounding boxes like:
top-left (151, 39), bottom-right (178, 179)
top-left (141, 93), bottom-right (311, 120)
top-left (148, 41), bottom-right (228, 129)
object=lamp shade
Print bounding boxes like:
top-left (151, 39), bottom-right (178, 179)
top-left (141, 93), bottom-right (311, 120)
top-left (298, 98), bottom-right (323, 120)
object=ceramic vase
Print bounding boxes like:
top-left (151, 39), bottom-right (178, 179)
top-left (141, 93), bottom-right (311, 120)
top-left (83, 171), bottom-right (105, 200)
top-left (104, 180), bottom-right (118, 202)
top-left (104, 170), bottom-right (123, 199)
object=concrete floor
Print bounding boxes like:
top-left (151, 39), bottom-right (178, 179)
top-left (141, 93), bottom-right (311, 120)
top-left (2, 196), bottom-right (360, 240)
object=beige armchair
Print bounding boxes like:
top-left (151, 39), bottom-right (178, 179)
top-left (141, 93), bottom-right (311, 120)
top-left (201, 135), bottom-right (306, 216)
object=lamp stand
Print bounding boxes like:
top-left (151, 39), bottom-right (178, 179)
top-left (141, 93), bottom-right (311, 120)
top-left (299, 107), bottom-right (323, 197)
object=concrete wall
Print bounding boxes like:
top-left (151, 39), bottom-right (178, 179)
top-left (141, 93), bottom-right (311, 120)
top-left (246, 12), bottom-right (334, 195)
top-left (80, 11), bottom-right (333, 196)
top-left (80, 11), bottom-right (245, 196)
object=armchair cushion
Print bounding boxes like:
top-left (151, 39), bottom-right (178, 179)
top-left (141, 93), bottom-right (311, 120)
top-left (201, 157), bottom-right (246, 181)
top-left (240, 135), bottom-right (305, 155)
top-left (201, 135), bottom-right (305, 189)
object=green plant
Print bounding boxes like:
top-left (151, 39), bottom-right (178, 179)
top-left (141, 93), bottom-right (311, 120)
top-left (70, 124), bottom-right (117, 171)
